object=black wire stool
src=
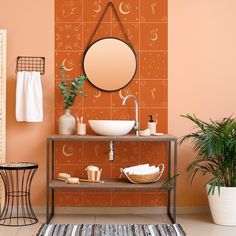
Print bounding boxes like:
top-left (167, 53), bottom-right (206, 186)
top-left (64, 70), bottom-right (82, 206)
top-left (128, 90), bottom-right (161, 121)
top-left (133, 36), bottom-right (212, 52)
top-left (0, 162), bottom-right (38, 226)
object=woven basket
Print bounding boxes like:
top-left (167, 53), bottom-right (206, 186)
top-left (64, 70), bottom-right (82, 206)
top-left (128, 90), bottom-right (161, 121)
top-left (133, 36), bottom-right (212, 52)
top-left (120, 164), bottom-right (164, 184)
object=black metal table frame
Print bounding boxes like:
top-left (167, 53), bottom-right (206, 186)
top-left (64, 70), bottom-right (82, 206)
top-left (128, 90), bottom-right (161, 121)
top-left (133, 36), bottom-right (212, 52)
top-left (46, 135), bottom-right (177, 224)
top-left (0, 163), bottom-right (38, 226)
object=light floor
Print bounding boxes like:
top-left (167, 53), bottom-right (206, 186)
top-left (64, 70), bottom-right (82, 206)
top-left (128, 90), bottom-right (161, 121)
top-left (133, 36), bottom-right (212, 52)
top-left (0, 214), bottom-right (236, 236)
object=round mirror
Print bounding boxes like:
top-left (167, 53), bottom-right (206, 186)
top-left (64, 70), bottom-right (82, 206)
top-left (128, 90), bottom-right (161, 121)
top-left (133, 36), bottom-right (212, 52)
top-left (83, 37), bottom-right (137, 92)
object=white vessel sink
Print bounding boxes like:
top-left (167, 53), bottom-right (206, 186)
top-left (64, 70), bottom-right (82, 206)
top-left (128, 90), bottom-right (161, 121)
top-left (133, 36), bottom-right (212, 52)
top-left (89, 120), bottom-right (135, 136)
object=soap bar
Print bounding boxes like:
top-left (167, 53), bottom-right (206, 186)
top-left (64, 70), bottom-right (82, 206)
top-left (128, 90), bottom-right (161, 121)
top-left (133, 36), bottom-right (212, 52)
top-left (139, 129), bottom-right (151, 136)
top-left (152, 132), bottom-right (164, 136)
top-left (58, 173), bottom-right (71, 179)
top-left (66, 177), bottom-right (79, 184)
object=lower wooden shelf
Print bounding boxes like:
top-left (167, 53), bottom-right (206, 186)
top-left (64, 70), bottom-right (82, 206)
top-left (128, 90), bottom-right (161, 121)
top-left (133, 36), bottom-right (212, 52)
top-left (49, 178), bottom-right (168, 190)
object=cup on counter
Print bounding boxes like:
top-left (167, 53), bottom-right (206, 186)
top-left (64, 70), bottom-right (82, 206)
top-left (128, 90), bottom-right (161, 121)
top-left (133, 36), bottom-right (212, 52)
top-left (77, 123), bottom-right (86, 135)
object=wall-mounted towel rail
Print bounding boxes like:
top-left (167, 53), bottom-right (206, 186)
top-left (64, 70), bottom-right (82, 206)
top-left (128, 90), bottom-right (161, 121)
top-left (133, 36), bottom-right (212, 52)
top-left (15, 56), bottom-right (45, 75)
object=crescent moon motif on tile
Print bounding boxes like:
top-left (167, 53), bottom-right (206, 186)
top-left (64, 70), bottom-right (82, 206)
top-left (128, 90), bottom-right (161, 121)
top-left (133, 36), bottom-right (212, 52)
top-left (151, 32), bottom-right (158, 41)
top-left (94, 1), bottom-right (101, 13)
top-left (119, 89), bottom-right (125, 99)
top-left (62, 144), bottom-right (73, 157)
top-left (62, 58), bottom-right (73, 71)
top-left (119, 2), bottom-right (131, 15)
top-left (94, 91), bottom-right (101, 98)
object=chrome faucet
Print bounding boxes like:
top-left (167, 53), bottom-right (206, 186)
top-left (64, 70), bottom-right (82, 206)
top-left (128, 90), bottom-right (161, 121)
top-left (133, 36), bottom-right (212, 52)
top-left (122, 95), bottom-right (139, 135)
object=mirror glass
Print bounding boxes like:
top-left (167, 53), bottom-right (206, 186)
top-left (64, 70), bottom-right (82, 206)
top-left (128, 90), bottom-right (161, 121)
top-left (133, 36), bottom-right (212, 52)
top-left (83, 38), bottom-right (137, 92)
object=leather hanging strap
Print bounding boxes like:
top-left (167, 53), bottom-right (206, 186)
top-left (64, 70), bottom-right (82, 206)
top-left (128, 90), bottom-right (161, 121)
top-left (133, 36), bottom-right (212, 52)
top-left (85, 1), bottom-right (134, 51)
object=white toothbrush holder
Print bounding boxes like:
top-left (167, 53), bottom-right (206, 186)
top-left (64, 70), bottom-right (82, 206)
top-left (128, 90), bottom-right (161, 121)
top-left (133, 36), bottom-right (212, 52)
top-left (77, 123), bottom-right (86, 135)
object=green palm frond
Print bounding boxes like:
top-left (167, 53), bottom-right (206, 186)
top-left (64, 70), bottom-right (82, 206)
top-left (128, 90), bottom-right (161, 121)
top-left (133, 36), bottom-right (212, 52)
top-left (161, 174), bottom-right (180, 191)
top-left (180, 114), bottom-right (236, 194)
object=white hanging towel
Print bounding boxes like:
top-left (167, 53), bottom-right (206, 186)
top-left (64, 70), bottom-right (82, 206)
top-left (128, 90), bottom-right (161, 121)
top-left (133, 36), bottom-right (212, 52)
top-left (16, 71), bottom-right (43, 122)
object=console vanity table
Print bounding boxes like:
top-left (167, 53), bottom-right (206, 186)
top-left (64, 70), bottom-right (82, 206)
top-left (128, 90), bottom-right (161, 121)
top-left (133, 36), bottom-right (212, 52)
top-left (46, 134), bottom-right (177, 224)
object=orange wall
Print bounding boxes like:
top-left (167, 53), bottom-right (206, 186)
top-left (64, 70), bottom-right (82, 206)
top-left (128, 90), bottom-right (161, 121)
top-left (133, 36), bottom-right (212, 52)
top-left (0, 0), bottom-right (54, 206)
top-left (54, 0), bottom-right (168, 207)
top-left (1, 0), bottom-right (235, 207)
top-left (169, 0), bottom-right (236, 205)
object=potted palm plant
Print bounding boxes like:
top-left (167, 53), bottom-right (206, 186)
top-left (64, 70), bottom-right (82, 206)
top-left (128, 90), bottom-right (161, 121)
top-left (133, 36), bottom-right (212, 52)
top-left (58, 65), bottom-right (87, 134)
top-left (180, 114), bottom-right (236, 226)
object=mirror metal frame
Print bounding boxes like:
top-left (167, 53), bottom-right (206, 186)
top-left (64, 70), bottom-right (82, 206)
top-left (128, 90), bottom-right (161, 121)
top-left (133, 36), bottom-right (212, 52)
top-left (82, 37), bottom-right (137, 92)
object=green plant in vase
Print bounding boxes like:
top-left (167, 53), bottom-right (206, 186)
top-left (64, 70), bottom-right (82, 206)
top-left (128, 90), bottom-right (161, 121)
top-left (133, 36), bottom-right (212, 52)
top-left (58, 65), bottom-right (87, 135)
top-left (180, 114), bottom-right (236, 225)
top-left (58, 65), bottom-right (87, 109)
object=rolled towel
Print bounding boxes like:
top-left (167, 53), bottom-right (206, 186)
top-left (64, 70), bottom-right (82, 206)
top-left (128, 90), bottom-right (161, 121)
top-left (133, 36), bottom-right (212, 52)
top-left (123, 164), bottom-right (150, 174)
top-left (124, 164), bottom-right (160, 175)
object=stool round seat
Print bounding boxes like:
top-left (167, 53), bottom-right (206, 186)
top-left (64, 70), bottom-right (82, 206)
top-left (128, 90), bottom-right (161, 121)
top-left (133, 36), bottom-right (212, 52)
top-left (0, 162), bottom-right (38, 170)
top-left (0, 162), bottom-right (38, 226)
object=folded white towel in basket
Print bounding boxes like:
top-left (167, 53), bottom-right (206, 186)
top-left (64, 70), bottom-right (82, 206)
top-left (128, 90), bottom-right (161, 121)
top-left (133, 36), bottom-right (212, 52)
top-left (123, 164), bottom-right (160, 175)
top-left (16, 71), bottom-right (43, 122)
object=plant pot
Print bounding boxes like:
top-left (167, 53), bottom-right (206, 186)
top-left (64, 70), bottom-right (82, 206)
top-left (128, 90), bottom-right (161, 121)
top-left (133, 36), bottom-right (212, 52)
top-left (59, 109), bottom-right (75, 135)
top-left (207, 184), bottom-right (236, 226)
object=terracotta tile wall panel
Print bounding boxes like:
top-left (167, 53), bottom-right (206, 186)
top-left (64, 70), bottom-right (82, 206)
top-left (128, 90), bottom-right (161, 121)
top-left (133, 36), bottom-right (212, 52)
top-left (55, 0), bottom-right (168, 207)
top-left (111, 190), bottom-right (140, 206)
top-left (83, 190), bottom-right (112, 206)
top-left (55, 190), bottom-right (83, 206)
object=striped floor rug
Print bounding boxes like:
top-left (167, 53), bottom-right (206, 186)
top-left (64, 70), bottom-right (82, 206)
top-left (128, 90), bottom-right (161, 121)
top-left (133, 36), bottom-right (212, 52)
top-left (37, 223), bottom-right (186, 236)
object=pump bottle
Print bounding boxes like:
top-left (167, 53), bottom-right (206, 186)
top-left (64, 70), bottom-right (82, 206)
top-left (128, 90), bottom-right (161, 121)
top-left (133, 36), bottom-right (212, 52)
top-left (148, 115), bottom-right (157, 134)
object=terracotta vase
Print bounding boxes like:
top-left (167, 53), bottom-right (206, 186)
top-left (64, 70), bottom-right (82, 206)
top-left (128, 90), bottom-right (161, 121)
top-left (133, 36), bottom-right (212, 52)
top-left (59, 109), bottom-right (75, 135)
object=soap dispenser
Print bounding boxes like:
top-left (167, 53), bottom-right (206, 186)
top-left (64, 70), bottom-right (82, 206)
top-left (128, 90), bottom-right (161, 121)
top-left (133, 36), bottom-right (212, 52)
top-left (148, 115), bottom-right (157, 134)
